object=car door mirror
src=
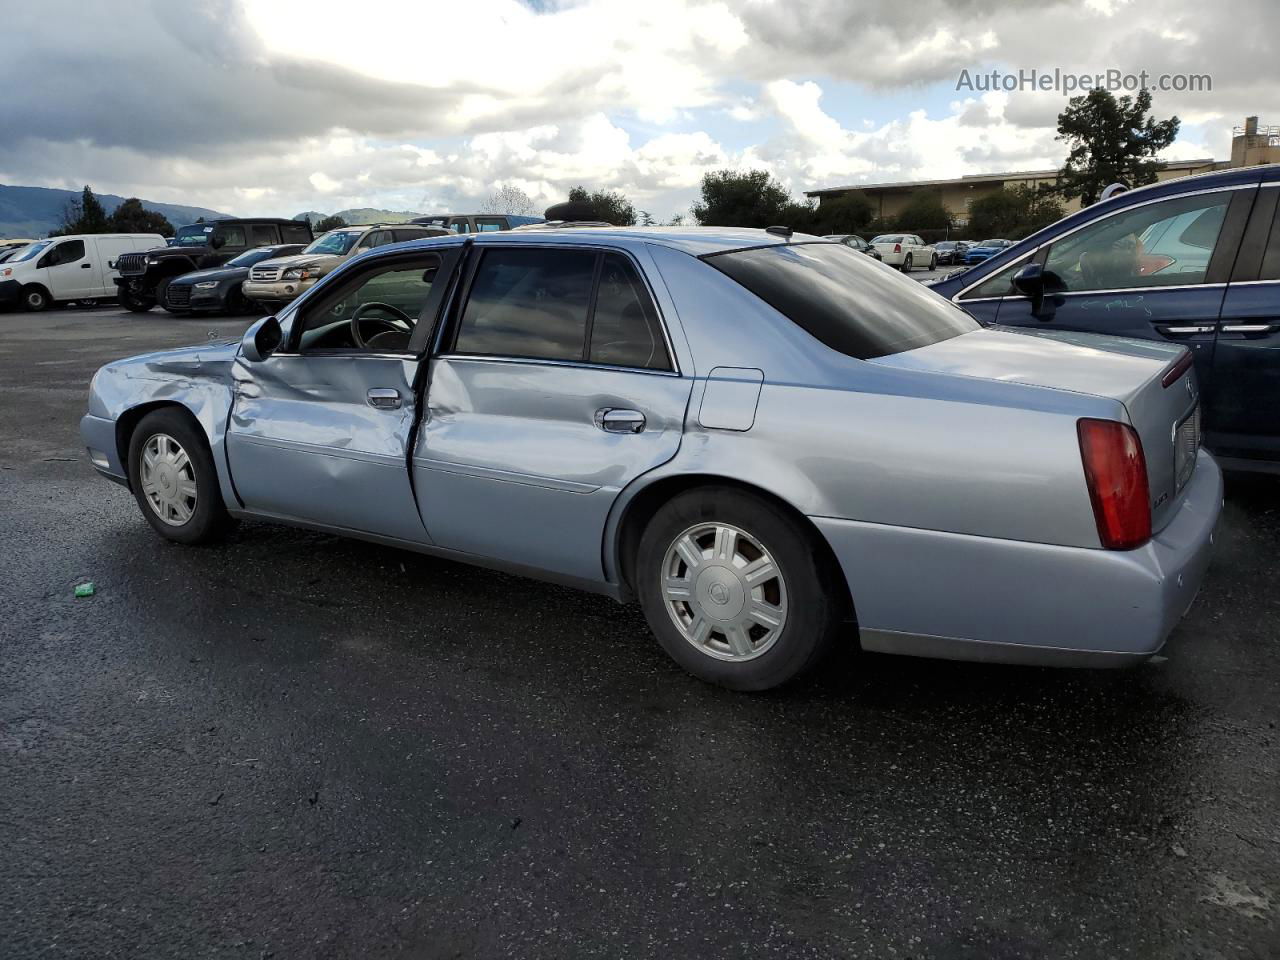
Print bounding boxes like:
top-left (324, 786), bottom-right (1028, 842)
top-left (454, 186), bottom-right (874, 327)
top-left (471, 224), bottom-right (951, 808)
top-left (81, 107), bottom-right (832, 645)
top-left (1012, 263), bottom-right (1066, 320)
top-left (210, 233), bottom-right (225, 250)
top-left (241, 315), bottom-right (282, 362)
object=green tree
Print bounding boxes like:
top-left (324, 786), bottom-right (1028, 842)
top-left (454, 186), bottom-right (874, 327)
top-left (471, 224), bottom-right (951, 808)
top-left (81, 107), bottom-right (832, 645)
top-left (967, 184), bottom-right (1065, 240)
top-left (814, 193), bottom-right (874, 235)
top-left (315, 214), bottom-right (348, 232)
top-left (55, 185), bottom-right (110, 235)
top-left (1056, 88), bottom-right (1180, 205)
top-left (107, 198), bottom-right (174, 236)
top-left (896, 192), bottom-right (953, 232)
top-left (691, 169), bottom-right (792, 227)
top-left (566, 186), bottom-right (637, 226)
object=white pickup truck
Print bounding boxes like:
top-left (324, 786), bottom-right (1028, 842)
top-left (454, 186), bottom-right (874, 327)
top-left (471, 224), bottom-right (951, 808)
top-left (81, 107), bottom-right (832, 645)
top-left (869, 234), bottom-right (937, 272)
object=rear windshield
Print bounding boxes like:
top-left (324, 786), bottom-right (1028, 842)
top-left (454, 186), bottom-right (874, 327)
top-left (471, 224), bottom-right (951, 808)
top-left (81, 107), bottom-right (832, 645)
top-left (704, 242), bottom-right (978, 359)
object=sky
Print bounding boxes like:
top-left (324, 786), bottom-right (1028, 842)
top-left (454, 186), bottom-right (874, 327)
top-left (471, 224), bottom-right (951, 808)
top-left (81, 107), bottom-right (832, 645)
top-left (0, 0), bottom-right (1275, 221)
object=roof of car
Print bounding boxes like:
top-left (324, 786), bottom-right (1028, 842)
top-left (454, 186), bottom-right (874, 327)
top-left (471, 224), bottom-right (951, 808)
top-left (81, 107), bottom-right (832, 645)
top-left (455, 226), bottom-right (820, 256)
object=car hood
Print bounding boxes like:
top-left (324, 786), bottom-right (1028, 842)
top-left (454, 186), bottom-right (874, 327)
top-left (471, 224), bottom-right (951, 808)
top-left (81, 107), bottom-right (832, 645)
top-left (171, 266), bottom-right (246, 285)
top-left (254, 253), bottom-right (337, 270)
top-left (870, 327), bottom-right (1183, 404)
top-left (104, 340), bottom-right (241, 377)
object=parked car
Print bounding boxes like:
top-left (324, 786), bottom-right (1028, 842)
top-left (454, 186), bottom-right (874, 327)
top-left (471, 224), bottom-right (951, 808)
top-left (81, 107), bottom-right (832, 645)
top-left (963, 239), bottom-right (1013, 264)
top-left (241, 223), bottom-right (449, 309)
top-left (930, 163), bottom-right (1280, 473)
top-left (162, 244), bottom-right (305, 316)
top-left (0, 245), bottom-right (31, 264)
top-left (411, 213), bottom-right (545, 232)
top-left (823, 234), bottom-right (883, 260)
top-left (82, 226), bottom-right (1219, 690)
top-left (113, 218), bottom-right (313, 313)
top-left (0, 233), bottom-right (164, 311)
top-left (933, 240), bottom-right (970, 266)
top-left (869, 234), bottom-right (936, 271)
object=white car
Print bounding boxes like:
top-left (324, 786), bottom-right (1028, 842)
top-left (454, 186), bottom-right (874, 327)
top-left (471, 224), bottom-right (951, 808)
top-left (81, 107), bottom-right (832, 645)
top-left (869, 234), bottom-right (937, 272)
top-left (0, 233), bottom-right (164, 311)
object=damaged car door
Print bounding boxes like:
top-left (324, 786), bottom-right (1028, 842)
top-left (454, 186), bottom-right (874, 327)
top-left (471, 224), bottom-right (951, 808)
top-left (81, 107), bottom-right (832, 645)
top-left (225, 248), bottom-right (460, 542)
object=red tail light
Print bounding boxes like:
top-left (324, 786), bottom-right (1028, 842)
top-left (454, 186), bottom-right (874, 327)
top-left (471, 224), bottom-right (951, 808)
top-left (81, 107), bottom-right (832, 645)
top-left (1078, 419), bottom-right (1151, 550)
top-left (893, 243), bottom-right (902, 253)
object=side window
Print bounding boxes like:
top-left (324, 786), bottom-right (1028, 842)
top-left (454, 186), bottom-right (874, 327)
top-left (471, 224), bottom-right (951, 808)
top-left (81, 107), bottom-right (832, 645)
top-left (215, 225), bottom-right (246, 248)
top-left (391, 228), bottom-right (428, 243)
top-left (475, 218), bottom-right (506, 232)
top-left (250, 224), bottom-right (278, 246)
top-left (454, 248), bottom-right (594, 361)
top-left (1044, 192), bottom-right (1231, 292)
top-left (42, 239), bottom-right (85, 267)
top-left (298, 258), bottom-right (439, 352)
top-left (588, 254), bottom-right (670, 370)
top-left (959, 254), bottom-right (1033, 300)
top-left (281, 223), bottom-right (312, 244)
top-left (1259, 198), bottom-right (1280, 281)
top-left (451, 219), bottom-right (471, 234)
top-left (355, 230), bottom-right (391, 253)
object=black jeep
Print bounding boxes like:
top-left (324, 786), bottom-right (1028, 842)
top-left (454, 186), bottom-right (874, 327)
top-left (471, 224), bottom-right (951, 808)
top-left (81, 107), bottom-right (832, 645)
top-left (113, 218), bottom-right (313, 312)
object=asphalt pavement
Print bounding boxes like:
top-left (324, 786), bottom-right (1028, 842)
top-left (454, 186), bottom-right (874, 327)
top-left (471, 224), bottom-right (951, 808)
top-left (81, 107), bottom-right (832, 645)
top-left (1, 306), bottom-right (1277, 959)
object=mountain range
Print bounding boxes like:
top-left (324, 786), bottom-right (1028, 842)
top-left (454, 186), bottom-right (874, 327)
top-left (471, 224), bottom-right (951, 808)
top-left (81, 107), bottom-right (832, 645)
top-left (0, 184), bottom-right (227, 240)
top-left (294, 208), bottom-right (428, 226)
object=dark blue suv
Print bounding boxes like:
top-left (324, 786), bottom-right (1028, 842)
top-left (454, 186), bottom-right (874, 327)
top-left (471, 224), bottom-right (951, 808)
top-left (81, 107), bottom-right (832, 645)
top-left (930, 165), bottom-right (1280, 473)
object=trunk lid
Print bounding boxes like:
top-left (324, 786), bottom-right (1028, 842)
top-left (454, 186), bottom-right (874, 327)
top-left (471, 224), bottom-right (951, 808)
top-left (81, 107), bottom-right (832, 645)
top-left (871, 327), bottom-right (1202, 534)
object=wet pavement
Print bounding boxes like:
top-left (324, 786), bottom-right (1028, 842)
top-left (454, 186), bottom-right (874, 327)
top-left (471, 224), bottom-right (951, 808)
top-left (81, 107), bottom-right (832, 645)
top-left (1, 307), bottom-right (1278, 959)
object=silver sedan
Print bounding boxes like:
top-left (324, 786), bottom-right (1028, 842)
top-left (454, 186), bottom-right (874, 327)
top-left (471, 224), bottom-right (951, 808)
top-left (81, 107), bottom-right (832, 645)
top-left (81, 227), bottom-right (1221, 690)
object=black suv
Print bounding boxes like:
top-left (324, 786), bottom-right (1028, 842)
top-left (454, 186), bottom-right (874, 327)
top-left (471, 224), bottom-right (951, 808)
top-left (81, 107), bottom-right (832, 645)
top-left (113, 218), bottom-right (313, 312)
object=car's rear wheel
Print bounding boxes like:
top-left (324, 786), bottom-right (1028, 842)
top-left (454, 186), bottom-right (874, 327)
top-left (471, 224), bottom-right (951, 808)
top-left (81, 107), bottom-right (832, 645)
top-left (21, 285), bottom-right (51, 312)
top-left (636, 487), bottom-right (842, 690)
top-left (929, 254), bottom-right (938, 270)
top-left (127, 408), bottom-right (233, 545)
top-left (902, 254), bottom-right (913, 272)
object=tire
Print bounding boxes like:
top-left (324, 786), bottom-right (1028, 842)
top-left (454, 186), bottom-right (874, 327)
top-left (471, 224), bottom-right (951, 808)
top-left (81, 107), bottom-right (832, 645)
top-left (929, 254), bottom-right (937, 270)
top-left (119, 285), bottom-right (155, 313)
top-left (901, 254), bottom-right (913, 272)
top-left (21, 285), bottom-right (51, 312)
top-left (635, 486), bottom-right (843, 690)
top-left (126, 408), bottom-right (233, 545)
top-left (154, 278), bottom-right (173, 311)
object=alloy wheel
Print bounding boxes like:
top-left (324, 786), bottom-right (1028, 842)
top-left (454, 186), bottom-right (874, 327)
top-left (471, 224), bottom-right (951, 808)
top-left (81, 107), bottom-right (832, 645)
top-left (660, 522), bottom-right (789, 662)
top-left (139, 433), bottom-right (197, 526)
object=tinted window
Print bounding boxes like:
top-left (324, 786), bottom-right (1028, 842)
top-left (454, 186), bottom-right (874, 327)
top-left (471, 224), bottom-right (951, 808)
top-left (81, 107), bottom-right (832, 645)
top-left (588, 254), bottom-right (670, 370)
top-left (1044, 192), bottom-right (1230, 292)
top-left (705, 242), bottom-right (978, 359)
top-left (250, 224), bottom-right (278, 246)
top-left (42, 239), bottom-right (85, 266)
top-left (455, 248), bottom-right (594, 361)
top-left (392, 228), bottom-right (431, 243)
top-left (281, 222), bottom-right (312, 244)
top-left (1259, 199), bottom-right (1280, 281)
top-left (475, 218), bottom-right (507, 232)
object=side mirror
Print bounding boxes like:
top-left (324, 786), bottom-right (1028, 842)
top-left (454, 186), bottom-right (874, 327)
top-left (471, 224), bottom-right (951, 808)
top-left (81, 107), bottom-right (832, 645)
top-left (240, 315), bottom-right (282, 362)
top-left (1012, 263), bottom-right (1066, 320)
top-left (210, 234), bottom-right (225, 250)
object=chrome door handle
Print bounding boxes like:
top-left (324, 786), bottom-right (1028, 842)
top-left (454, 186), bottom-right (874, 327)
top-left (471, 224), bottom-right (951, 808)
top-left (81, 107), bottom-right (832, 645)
top-left (595, 408), bottom-right (646, 434)
top-left (367, 388), bottom-right (402, 409)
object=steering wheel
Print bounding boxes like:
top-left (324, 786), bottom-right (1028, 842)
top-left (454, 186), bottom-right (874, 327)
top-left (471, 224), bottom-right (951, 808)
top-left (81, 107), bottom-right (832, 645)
top-left (349, 301), bottom-right (414, 349)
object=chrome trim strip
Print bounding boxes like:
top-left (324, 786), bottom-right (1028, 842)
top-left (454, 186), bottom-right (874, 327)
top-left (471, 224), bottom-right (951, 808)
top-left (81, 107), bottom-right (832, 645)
top-left (434, 352), bottom-right (681, 378)
top-left (1225, 278), bottom-right (1280, 287)
top-left (952, 182), bottom-right (1253, 302)
top-left (412, 455), bottom-right (600, 494)
top-left (1162, 325), bottom-right (1216, 334)
top-left (1219, 324), bottom-right (1274, 333)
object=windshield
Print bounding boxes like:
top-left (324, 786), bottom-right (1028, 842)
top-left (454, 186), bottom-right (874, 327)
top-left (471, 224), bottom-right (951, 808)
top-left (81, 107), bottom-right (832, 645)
top-left (870, 235), bottom-right (902, 244)
top-left (302, 230), bottom-right (362, 256)
top-left (11, 240), bottom-right (52, 262)
top-left (174, 224), bottom-right (211, 246)
top-left (226, 247), bottom-right (282, 268)
top-left (704, 242), bottom-right (978, 360)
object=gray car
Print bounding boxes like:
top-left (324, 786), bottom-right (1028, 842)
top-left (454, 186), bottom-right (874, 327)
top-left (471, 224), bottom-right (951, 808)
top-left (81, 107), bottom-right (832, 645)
top-left (80, 228), bottom-right (1221, 690)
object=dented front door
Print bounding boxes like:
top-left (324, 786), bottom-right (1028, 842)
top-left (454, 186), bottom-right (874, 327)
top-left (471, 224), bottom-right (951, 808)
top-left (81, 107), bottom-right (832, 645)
top-left (225, 354), bottom-right (430, 543)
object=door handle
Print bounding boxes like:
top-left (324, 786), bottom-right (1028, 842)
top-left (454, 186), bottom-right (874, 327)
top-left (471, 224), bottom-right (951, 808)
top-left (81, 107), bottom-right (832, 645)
top-left (80, 263), bottom-right (92, 269)
top-left (1219, 323), bottom-right (1277, 336)
top-left (367, 388), bottom-right (402, 409)
top-left (595, 408), bottom-right (646, 434)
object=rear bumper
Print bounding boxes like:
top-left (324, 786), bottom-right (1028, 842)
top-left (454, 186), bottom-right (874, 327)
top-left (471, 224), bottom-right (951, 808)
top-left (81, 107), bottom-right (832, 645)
top-left (814, 449), bottom-right (1223, 666)
top-left (80, 413), bottom-right (128, 486)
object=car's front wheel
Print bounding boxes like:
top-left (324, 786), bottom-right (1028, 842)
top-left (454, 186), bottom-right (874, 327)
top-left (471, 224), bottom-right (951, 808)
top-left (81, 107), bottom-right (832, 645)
top-left (21, 285), bottom-right (51, 312)
top-left (127, 408), bottom-right (233, 544)
top-left (118, 285), bottom-right (155, 313)
top-left (636, 487), bottom-right (843, 690)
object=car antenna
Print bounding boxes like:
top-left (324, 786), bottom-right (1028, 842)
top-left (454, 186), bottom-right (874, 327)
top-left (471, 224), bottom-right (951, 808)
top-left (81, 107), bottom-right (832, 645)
top-left (765, 225), bottom-right (793, 238)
